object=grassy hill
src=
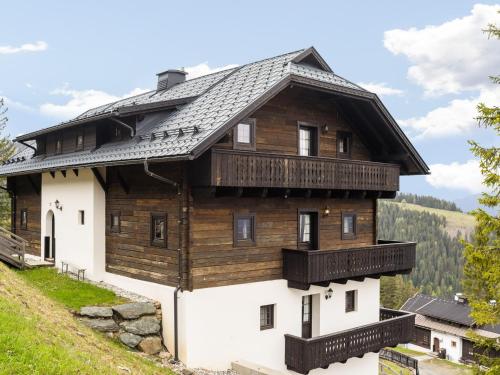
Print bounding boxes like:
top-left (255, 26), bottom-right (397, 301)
top-left (386, 200), bottom-right (476, 238)
top-left (0, 263), bottom-right (173, 375)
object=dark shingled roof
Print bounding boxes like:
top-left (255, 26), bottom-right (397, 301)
top-left (401, 294), bottom-right (500, 335)
top-left (0, 47), bottom-right (429, 177)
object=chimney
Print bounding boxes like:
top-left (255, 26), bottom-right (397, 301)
top-left (156, 69), bottom-right (187, 91)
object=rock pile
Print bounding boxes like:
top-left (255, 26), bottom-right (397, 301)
top-left (79, 302), bottom-right (163, 355)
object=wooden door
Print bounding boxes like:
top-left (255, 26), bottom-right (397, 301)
top-left (433, 337), bottom-right (440, 352)
top-left (301, 295), bottom-right (312, 339)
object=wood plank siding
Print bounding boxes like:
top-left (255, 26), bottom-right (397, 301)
top-left (44, 124), bottom-right (97, 156)
top-left (188, 196), bottom-right (376, 289)
top-left (7, 175), bottom-right (41, 255)
top-left (214, 86), bottom-right (372, 160)
top-left (105, 163), bottom-right (189, 288)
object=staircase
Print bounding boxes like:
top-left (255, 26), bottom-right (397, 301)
top-left (0, 226), bottom-right (28, 269)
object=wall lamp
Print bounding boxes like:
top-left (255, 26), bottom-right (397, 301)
top-left (323, 206), bottom-right (330, 216)
top-left (322, 124), bottom-right (329, 133)
top-left (324, 288), bottom-right (333, 300)
top-left (54, 200), bottom-right (63, 211)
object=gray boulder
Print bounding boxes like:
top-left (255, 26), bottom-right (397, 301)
top-left (112, 303), bottom-right (156, 319)
top-left (138, 336), bottom-right (163, 355)
top-left (80, 306), bottom-right (113, 318)
top-left (80, 318), bottom-right (119, 332)
top-left (121, 316), bottom-right (161, 335)
top-left (119, 332), bottom-right (142, 348)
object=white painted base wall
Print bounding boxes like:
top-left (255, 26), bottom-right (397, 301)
top-left (40, 169), bottom-right (106, 279)
top-left (405, 331), bottom-right (464, 363)
top-left (99, 273), bottom-right (380, 374)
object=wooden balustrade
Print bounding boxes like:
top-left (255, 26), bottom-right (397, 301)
top-left (285, 308), bottom-right (415, 374)
top-left (209, 149), bottom-right (400, 191)
top-left (283, 240), bottom-right (416, 290)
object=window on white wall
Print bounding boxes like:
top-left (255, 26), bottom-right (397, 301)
top-left (345, 290), bottom-right (357, 313)
top-left (78, 210), bottom-right (85, 225)
top-left (260, 304), bottom-right (275, 330)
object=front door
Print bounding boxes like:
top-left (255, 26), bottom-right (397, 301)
top-left (302, 295), bottom-right (312, 339)
top-left (433, 337), bottom-right (440, 352)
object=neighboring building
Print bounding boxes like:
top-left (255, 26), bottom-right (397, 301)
top-left (401, 294), bottom-right (500, 364)
top-left (0, 47), bottom-right (428, 374)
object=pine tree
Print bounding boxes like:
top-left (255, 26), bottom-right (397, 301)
top-left (0, 98), bottom-right (15, 227)
top-left (462, 21), bottom-right (500, 375)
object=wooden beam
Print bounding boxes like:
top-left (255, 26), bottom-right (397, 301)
top-left (284, 188), bottom-right (291, 199)
top-left (324, 190), bottom-right (332, 199)
top-left (72, 169), bottom-right (79, 177)
top-left (235, 187), bottom-right (244, 197)
top-left (61, 170), bottom-right (67, 178)
top-left (26, 175), bottom-right (40, 196)
top-left (116, 168), bottom-right (130, 194)
top-left (91, 168), bottom-right (107, 192)
top-left (260, 188), bottom-right (268, 198)
top-left (304, 189), bottom-right (312, 198)
top-left (49, 171), bottom-right (55, 179)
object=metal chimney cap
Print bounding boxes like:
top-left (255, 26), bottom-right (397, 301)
top-left (156, 69), bottom-right (187, 77)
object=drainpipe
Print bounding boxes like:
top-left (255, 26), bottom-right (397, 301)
top-left (110, 117), bottom-right (136, 137)
top-left (143, 158), bottom-right (183, 362)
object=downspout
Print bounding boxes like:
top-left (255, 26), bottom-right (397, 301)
top-left (110, 117), bottom-right (136, 137)
top-left (143, 158), bottom-right (183, 362)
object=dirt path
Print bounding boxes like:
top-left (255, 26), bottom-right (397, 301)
top-left (418, 358), bottom-right (472, 375)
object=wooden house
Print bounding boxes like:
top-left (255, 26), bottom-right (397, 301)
top-left (0, 47), bottom-right (428, 374)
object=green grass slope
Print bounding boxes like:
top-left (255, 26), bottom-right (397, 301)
top-left (0, 263), bottom-right (173, 375)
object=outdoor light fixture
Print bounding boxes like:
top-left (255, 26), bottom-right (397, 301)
top-left (324, 288), bottom-right (333, 300)
top-left (322, 124), bottom-right (329, 133)
top-left (323, 206), bottom-right (330, 216)
top-left (54, 200), bottom-right (63, 211)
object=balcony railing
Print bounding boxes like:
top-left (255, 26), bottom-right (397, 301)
top-left (283, 240), bottom-right (416, 290)
top-left (285, 308), bottom-right (415, 374)
top-left (209, 149), bottom-right (400, 191)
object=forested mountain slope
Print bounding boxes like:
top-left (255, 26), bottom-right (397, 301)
top-left (378, 198), bottom-right (475, 307)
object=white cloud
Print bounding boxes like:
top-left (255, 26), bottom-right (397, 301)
top-left (184, 62), bottom-right (238, 80)
top-left (384, 4), bottom-right (500, 96)
top-left (0, 41), bottom-right (48, 55)
top-left (426, 159), bottom-right (484, 194)
top-left (357, 82), bottom-right (404, 96)
top-left (40, 86), bottom-right (148, 119)
top-left (399, 85), bottom-right (500, 139)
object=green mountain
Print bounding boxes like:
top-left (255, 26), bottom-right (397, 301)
top-left (378, 195), bottom-right (475, 309)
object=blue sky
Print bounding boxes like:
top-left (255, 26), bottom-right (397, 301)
top-left (1, 1), bottom-right (499, 201)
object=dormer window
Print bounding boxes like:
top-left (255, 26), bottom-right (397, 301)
top-left (55, 138), bottom-right (63, 155)
top-left (233, 119), bottom-right (256, 150)
top-left (337, 131), bottom-right (352, 159)
top-left (76, 132), bottom-right (84, 151)
top-left (298, 123), bottom-right (319, 157)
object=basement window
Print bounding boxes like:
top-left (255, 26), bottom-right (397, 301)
top-left (341, 212), bottom-right (357, 240)
top-left (151, 213), bottom-right (167, 247)
top-left (110, 212), bottom-right (121, 233)
top-left (336, 131), bottom-right (352, 159)
top-left (234, 213), bottom-right (256, 246)
top-left (260, 304), bottom-right (275, 330)
top-left (233, 118), bottom-right (256, 150)
top-left (20, 209), bottom-right (28, 230)
top-left (345, 290), bottom-right (357, 313)
top-left (78, 210), bottom-right (85, 225)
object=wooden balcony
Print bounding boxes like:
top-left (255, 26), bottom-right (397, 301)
top-left (205, 149), bottom-right (399, 192)
top-left (283, 240), bottom-right (416, 290)
top-left (285, 308), bottom-right (415, 374)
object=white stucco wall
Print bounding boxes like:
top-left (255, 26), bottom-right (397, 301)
top-left (40, 168), bottom-right (106, 279)
top-left (405, 331), bottom-right (464, 363)
top-left (182, 278), bottom-right (380, 372)
top-left (99, 271), bottom-right (379, 374)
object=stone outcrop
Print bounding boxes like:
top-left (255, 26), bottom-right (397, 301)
top-left (77, 302), bottom-right (164, 355)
